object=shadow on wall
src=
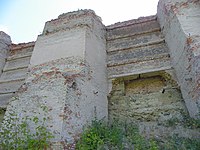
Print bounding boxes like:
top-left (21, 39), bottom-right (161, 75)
top-left (108, 70), bottom-right (188, 123)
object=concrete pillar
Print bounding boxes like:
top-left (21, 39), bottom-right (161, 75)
top-left (0, 32), bottom-right (11, 76)
top-left (4, 10), bottom-right (108, 148)
top-left (157, 0), bottom-right (200, 118)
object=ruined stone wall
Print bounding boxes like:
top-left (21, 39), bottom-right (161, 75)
top-left (106, 16), bottom-right (172, 79)
top-left (0, 32), bottom-right (11, 123)
top-left (0, 1), bottom-right (200, 147)
top-left (105, 15), bottom-right (189, 124)
top-left (157, 0), bottom-right (200, 118)
top-left (2, 10), bottom-right (108, 148)
top-left (0, 42), bottom-right (34, 108)
top-left (108, 71), bottom-right (187, 123)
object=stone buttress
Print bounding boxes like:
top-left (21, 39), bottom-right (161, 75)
top-left (157, 0), bottom-right (200, 118)
top-left (3, 10), bottom-right (108, 148)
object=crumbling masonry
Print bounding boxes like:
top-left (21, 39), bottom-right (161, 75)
top-left (0, 0), bottom-right (199, 148)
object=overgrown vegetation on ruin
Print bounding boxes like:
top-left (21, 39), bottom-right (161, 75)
top-left (76, 120), bottom-right (200, 150)
top-left (0, 110), bottom-right (54, 150)
top-left (163, 112), bottom-right (200, 129)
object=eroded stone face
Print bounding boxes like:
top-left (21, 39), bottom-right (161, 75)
top-left (4, 56), bottom-right (107, 147)
top-left (108, 71), bottom-right (188, 123)
top-left (157, 0), bottom-right (200, 118)
top-left (2, 10), bottom-right (108, 148)
top-left (1, 4), bottom-right (200, 147)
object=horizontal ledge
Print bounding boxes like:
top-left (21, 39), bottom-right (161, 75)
top-left (107, 54), bottom-right (170, 67)
top-left (0, 78), bottom-right (25, 84)
top-left (108, 66), bottom-right (172, 79)
top-left (107, 39), bottom-right (165, 53)
top-left (3, 66), bottom-right (29, 72)
top-left (106, 28), bottom-right (161, 41)
top-left (10, 42), bottom-right (35, 51)
top-left (6, 54), bottom-right (32, 61)
top-left (106, 15), bottom-right (157, 30)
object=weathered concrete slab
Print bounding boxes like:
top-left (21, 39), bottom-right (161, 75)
top-left (108, 56), bottom-right (171, 78)
top-left (107, 31), bottom-right (163, 52)
top-left (0, 79), bottom-right (24, 94)
top-left (107, 18), bottom-right (160, 40)
top-left (0, 68), bottom-right (28, 81)
top-left (3, 56), bottom-right (30, 71)
top-left (0, 93), bottom-right (13, 108)
top-left (107, 43), bottom-right (169, 66)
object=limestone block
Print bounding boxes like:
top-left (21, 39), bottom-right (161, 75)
top-left (0, 68), bottom-right (28, 81)
top-left (30, 28), bottom-right (86, 66)
top-left (107, 16), bottom-right (160, 40)
top-left (0, 79), bottom-right (25, 94)
top-left (107, 43), bottom-right (169, 67)
top-left (42, 10), bottom-right (101, 35)
top-left (108, 56), bottom-right (171, 78)
top-left (8, 46), bottom-right (34, 60)
top-left (157, 0), bottom-right (200, 118)
top-left (3, 57), bottom-right (30, 71)
top-left (107, 31), bottom-right (163, 52)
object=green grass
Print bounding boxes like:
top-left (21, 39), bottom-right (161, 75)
top-left (76, 120), bottom-right (200, 150)
top-left (76, 120), bottom-right (158, 150)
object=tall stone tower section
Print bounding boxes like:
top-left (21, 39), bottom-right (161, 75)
top-left (157, 0), bottom-right (200, 118)
top-left (5, 10), bottom-right (108, 146)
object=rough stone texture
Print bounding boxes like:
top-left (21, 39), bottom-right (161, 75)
top-left (0, 108), bottom-right (6, 124)
top-left (1, 2), bottom-right (200, 146)
top-left (0, 32), bottom-right (11, 76)
top-left (106, 16), bottom-right (172, 79)
top-left (157, 0), bottom-right (200, 118)
top-left (107, 16), bottom-right (160, 40)
top-left (0, 93), bottom-right (14, 108)
top-left (108, 70), bottom-right (187, 122)
top-left (4, 10), bottom-right (108, 148)
top-left (0, 42), bottom-right (34, 108)
top-left (138, 122), bottom-right (200, 139)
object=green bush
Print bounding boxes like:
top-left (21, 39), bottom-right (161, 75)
top-left (76, 120), bottom-right (159, 150)
top-left (0, 111), bottom-right (54, 150)
top-left (76, 120), bottom-right (200, 150)
top-left (76, 120), bottom-right (123, 150)
top-left (161, 135), bottom-right (200, 150)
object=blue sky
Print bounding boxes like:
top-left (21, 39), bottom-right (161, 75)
top-left (0, 0), bottom-right (159, 43)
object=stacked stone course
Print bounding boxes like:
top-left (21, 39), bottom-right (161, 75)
top-left (0, 0), bottom-right (199, 147)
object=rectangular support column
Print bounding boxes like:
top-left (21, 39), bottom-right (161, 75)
top-left (157, 0), bottom-right (200, 118)
top-left (3, 10), bottom-right (108, 148)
